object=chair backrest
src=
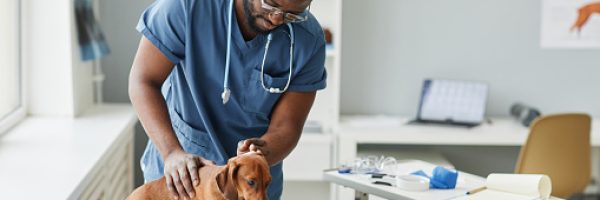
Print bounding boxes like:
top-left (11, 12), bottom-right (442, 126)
top-left (515, 113), bottom-right (591, 198)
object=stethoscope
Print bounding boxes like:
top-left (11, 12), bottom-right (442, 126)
top-left (222, 0), bottom-right (295, 104)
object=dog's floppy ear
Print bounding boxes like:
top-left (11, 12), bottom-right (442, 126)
top-left (227, 157), bottom-right (240, 185)
top-left (216, 157), bottom-right (240, 200)
top-left (216, 164), bottom-right (236, 200)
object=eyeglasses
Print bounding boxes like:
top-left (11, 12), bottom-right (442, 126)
top-left (260, 0), bottom-right (310, 23)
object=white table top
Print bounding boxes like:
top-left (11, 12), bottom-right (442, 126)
top-left (0, 104), bottom-right (137, 199)
top-left (324, 160), bottom-right (486, 200)
top-left (339, 115), bottom-right (600, 146)
top-left (324, 160), bottom-right (564, 200)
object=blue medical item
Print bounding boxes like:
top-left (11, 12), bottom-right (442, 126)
top-left (411, 166), bottom-right (458, 189)
top-left (337, 167), bottom-right (352, 174)
top-left (136, 0), bottom-right (326, 199)
top-left (222, 0), bottom-right (295, 104)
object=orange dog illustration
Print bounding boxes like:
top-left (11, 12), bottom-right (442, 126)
top-left (572, 2), bottom-right (600, 32)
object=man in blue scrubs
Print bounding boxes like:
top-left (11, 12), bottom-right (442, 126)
top-left (129, 0), bottom-right (326, 199)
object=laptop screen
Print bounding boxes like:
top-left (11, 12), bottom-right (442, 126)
top-left (416, 79), bottom-right (489, 125)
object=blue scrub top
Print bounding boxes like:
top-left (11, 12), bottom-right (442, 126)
top-left (136, 0), bottom-right (327, 199)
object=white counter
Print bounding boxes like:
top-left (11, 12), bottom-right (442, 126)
top-left (0, 104), bottom-right (137, 199)
top-left (339, 116), bottom-right (600, 146)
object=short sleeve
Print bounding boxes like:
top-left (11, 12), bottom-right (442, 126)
top-left (136, 0), bottom-right (187, 64)
top-left (287, 40), bottom-right (327, 92)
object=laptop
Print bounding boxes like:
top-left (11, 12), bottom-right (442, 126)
top-left (409, 79), bottom-right (489, 128)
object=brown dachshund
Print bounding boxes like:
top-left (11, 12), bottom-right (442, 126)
top-left (127, 152), bottom-right (271, 200)
top-left (572, 2), bottom-right (600, 32)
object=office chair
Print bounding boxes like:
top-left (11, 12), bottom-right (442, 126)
top-left (515, 113), bottom-right (592, 198)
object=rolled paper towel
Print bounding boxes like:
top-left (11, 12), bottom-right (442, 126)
top-left (453, 173), bottom-right (552, 200)
top-left (486, 173), bottom-right (552, 199)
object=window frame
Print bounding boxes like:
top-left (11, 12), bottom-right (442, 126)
top-left (0, 0), bottom-right (25, 135)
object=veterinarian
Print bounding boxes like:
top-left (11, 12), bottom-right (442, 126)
top-left (129, 0), bottom-right (326, 199)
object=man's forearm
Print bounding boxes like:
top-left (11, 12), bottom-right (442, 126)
top-left (260, 127), bottom-right (303, 166)
top-left (129, 81), bottom-right (183, 159)
top-left (255, 91), bottom-right (316, 166)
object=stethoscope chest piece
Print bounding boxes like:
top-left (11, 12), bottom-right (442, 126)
top-left (221, 87), bottom-right (231, 104)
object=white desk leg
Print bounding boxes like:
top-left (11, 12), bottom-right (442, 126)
top-left (338, 136), bottom-right (358, 200)
top-left (355, 191), bottom-right (369, 200)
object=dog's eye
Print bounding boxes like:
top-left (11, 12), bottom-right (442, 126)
top-left (247, 179), bottom-right (255, 187)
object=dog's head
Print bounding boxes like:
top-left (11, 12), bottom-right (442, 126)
top-left (216, 152), bottom-right (271, 200)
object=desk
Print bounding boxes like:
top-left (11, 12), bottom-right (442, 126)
top-left (339, 116), bottom-right (600, 147)
top-left (324, 160), bottom-right (485, 200)
top-left (335, 116), bottom-right (600, 199)
top-left (324, 160), bottom-right (564, 200)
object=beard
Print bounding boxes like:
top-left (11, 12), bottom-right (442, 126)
top-left (243, 0), bottom-right (272, 34)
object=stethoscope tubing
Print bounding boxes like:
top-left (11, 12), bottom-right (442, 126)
top-left (222, 0), bottom-right (294, 104)
top-left (260, 25), bottom-right (294, 94)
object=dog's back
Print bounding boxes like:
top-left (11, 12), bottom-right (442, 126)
top-left (127, 177), bottom-right (171, 200)
top-left (127, 153), bottom-right (270, 200)
top-left (127, 165), bottom-right (223, 200)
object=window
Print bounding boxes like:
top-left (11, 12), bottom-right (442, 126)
top-left (0, 0), bottom-right (24, 134)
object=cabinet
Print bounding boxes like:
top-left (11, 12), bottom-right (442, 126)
top-left (71, 122), bottom-right (135, 200)
top-left (283, 134), bottom-right (333, 181)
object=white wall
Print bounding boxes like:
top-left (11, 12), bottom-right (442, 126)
top-left (0, 0), bottom-right (20, 117)
top-left (99, 0), bottom-right (154, 102)
top-left (98, 0), bottom-right (155, 187)
top-left (22, 0), bottom-right (93, 117)
top-left (341, 0), bottom-right (600, 116)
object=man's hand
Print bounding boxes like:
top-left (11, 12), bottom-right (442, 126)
top-left (237, 138), bottom-right (271, 157)
top-left (163, 149), bottom-right (214, 200)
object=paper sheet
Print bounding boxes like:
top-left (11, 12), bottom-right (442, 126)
top-left (452, 174), bottom-right (552, 200)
